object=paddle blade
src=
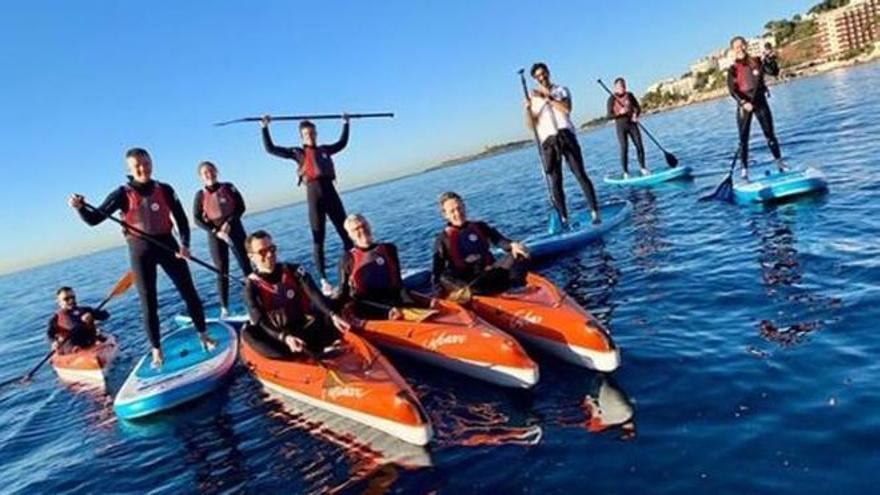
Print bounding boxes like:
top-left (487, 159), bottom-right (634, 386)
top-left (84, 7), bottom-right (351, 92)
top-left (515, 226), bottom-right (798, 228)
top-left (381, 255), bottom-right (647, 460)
top-left (548, 210), bottom-right (564, 235)
top-left (401, 308), bottom-right (439, 323)
top-left (110, 271), bottom-right (135, 298)
top-left (447, 287), bottom-right (473, 304)
top-left (665, 152), bottom-right (679, 168)
top-left (700, 176), bottom-right (734, 202)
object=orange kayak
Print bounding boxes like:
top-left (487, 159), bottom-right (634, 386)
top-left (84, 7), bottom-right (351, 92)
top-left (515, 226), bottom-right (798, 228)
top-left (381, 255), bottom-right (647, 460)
top-left (359, 299), bottom-right (539, 388)
top-left (464, 273), bottom-right (620, 371)
top-left (240, 330), bottom-right (433, 446)
top-left (50, 333), bottom-right (118, 386)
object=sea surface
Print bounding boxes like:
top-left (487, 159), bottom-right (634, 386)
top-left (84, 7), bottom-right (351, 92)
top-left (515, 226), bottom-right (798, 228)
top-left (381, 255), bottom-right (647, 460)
top-left (1, 64), bottom-right (878, 494)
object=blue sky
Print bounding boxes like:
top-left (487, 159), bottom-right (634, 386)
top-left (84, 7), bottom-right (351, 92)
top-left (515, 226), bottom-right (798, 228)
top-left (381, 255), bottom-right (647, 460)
top-left (0, 0), bottom-right (813, 274)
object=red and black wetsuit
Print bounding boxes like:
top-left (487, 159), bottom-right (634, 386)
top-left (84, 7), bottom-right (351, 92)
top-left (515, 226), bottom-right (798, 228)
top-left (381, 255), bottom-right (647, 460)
top-left (727, 56), bottom-right (783, 169)
top-left (193, 182), bottom-right (252, 308)
top-left (262, 124), bottom-right (354, 279)
top-left (431, 221), bottom-right (527, 295)
top-left (337, 242), bottom-right (417, 319)
top-left (76, 178), bottom-right (207, 349)
top-left (607, 92), bottom-right (646, 174)
top-left (243, 262), bottom-right (340, 357)
top-left (46, 306), bottom-right (109, 348)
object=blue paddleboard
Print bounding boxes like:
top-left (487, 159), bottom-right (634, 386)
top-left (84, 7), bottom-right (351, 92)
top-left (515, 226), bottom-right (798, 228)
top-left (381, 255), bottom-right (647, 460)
top-left (173, 305), bottom-right (249, 330)
top-left (604, 165), bottom-right (692, 187)
top-left (733, 166), bottom-right (827, 204)
top-left (114, 321), bottom-right (237, 419)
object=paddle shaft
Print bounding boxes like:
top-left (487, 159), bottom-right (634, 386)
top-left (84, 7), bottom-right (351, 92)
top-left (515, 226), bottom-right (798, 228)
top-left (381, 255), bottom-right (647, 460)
top-left (214, 112), bottom-right (394, 127)
top-left (519, 70), bottom-right (559, 212)
top-left (83, 203), bottom-right (246, 286)
top-left (596, 79), bottom-right (677, 162)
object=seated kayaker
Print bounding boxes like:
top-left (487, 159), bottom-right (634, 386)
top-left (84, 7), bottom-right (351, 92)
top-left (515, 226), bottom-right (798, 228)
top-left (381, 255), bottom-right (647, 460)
top-left (47, 286), bottom-right (109, 354)
top-left (337, 213), bottom-right (427, 320)
top-left (242, 230), bottom-right (352, 358)
top-left (432, 192), bottom-right (530, 297)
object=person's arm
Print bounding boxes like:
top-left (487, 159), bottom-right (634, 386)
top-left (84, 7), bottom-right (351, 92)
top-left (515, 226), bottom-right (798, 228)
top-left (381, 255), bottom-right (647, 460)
top-left (83, 306), bottom-right (110, 321)
top-left (163, 184), bottom-right (191, 248)
top-left (336, 253), bottom-right (353, 301)
top-left (76, 187), bottom-right (125, 225)
top-left (325, 121), bottom-right (350, 155)
top-left (630, 93), bottom-right (642, 116)
top-left (244, 278), bottom-right (286, 342)
top-left (387, 245), bottom-right (415, 306)
top-left (548, 86), bottom-right (572, 114)
top-left (230, 184), bottom-right (246, 219)
top-left (261, 127), bottom-right (297, 160)
top-left (296, 266), bottom-right (335, 317)
top-left (46, 315), bottom-right (58, 341)
top-left (607, 96), bottom-right (617, 120)
top-left (727, 67), bottom-right (749, 106)
top-left (192, 190), bottom-right (214, 232)
top-left (431, 234), bottom-right (449, 292)
top-left (482, 222), bottom-right (513, 252)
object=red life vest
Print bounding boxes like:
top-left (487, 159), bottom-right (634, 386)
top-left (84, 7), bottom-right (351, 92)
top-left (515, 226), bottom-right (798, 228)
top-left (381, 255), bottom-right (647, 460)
top-left (249, 265), bottom-right (311, 324)
top-left (123, 184), bottom-right (174, 236)
top-left (54, 308), bottom-right (92, 341)
top-left (444, 222), bottom-right (495, 272)
top-left (300, 147), bottom-right (337, 182)
top-left (612, 93), bottom-right (633, 116)
top-left (732, 57), bottom-right (761, 94)
top-left (201, 183), bottom-right (237, 224)
top-left (348, 244), bottom-right (400, 298)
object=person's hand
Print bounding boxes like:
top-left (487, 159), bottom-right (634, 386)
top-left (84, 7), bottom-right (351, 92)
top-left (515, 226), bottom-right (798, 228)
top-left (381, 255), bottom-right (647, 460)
top-left (530, 88), bottom-right (549, 99)
top-left (220, 222), bottom-right (232, 234)
top-left (341, 112), bottom-right (350, 124)
top-left (177, 246), bottom-right (191, 259)
top-left (388, 307), bottom-right (403, 320)
top-left (284, 335), bottom-right (304, 353)
top-left (331, 313), bottom-right (352, 333)
top-left (510, 242), bottom-right (530, 260)
top-left (51, 340), bottom-right (59, 352)
top-left (260, 114), bottom-right (271, 129)
top-left (81, 313), bottom-right (94, 325)
top-left (68, 194), bottom-right (85, 209)
top-left (742, 102), bottom-right (754, 113)
top-left (631, 114), bottom-right (639, 123)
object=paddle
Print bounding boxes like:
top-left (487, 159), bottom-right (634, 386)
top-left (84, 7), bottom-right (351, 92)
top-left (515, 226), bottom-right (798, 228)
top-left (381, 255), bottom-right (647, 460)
top-left (82, 203), bottom-right (246, 286)
top-left (213, 112), bottom-right (394, 127)
top-left (699, 146), bottom-right (741, 202)
top-left (0, 271), bottom-right (135, 388)
top-left (356, 300), bottom-right (439, 323)
top-left (597, 79), bottom-right (679, 168)
top-left (446, 256), bottom-right (526, 304)
top-left (518, 69), bottom-right (564, 233)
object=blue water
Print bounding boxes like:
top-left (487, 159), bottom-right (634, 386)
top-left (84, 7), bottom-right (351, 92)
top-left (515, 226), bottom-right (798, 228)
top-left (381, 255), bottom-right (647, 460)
top-left (2, 64), bottom-right (879, 494)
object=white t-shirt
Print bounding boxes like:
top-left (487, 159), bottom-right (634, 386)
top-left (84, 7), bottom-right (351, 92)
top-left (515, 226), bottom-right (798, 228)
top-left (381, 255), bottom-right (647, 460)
top-left (528, 84), bottom-right (574, 143)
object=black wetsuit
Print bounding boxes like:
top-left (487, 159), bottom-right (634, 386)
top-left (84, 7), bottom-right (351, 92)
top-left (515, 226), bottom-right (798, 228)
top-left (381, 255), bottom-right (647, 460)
top-left (46, 306), bottom-right (109, 348)
top-left (541, 128), bottom-right (600, 222)
top-left (432, 221), bottom-right (527, 295)
top-left (262, 124), bottom-right (354, 279)
top-left (337, 243), bottom-right (417, 320)
top-left (243, 262), bottom-right (340, 357)
top-left (607, 92), bottom-right (646, 174)
top-left (728, 56), bottom-right (782, 170)
top-left (193, 182), bottom-right (252, 309)
top-left (76, 178), bottom-right (207, 349)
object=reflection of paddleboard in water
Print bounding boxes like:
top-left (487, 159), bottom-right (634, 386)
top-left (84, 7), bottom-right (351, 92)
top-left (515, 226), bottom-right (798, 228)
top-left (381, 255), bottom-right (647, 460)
top-left (583, 376), bottom-right (635, 435)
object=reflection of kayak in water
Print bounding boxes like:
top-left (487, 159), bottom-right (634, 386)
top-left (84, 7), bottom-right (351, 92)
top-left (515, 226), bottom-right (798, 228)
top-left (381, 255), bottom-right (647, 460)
top-left (583, 376), bottom-right (635, 436)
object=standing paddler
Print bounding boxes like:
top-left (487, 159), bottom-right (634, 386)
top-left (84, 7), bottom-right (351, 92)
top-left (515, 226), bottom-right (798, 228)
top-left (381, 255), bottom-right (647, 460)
top-left (606, 77), bottom-right (650, 178)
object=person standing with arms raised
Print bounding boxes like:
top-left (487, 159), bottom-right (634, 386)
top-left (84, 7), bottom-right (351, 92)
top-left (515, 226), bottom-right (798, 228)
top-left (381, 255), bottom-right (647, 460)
top-left (524, 62), bottom-right (601, 226)
top-left (260, 114), bottom-right (354, 295)
top-left (607, 77), bottom-right (650, 179)
top-left (727, 35), bottom-right (786, 180)
top-left (68, 148), bottom-right (215, 367)
top-left (192, 161), bottom-right (252, 318)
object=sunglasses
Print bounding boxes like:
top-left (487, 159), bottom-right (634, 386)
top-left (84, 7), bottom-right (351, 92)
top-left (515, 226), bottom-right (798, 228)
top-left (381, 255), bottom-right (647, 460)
top-left (253, 245), bottom-right (277, 257)
top-left (62, 296), bottom-right (76, 302)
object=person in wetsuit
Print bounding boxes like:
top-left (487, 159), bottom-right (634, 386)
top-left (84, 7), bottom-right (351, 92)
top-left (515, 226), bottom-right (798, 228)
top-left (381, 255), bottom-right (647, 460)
top-left (337, 213), bottom-right (422, 320)
top-left (46, 286), bottom-right (109, 354)
top-left (68, 147), bottom-right (215, 367)
top-left (607, 77), bottom-right (650, 178)
top-left (260, 114), bottom-right (354, 296)
top-left (192, 161), bottom-right (252, 317)
top-left (242, 230), bottom-right (352, 357)
top-left (524, 62), bottom-right (601, 225)
top-left (727, 35), bottom-right (786, 180)
top-left (431, 192), bottom-right (530, 296)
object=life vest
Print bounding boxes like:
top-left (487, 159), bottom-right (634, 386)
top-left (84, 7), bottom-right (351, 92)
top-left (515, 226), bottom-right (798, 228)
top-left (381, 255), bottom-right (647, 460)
top-left (249, 265), bottom-right (311, 324)
top-left (612, 93), bottom-right (633, 116)
top-left (300, 146), bottom-right (337, 182)
top-left (123, 183), bottom-right (174, 236)
top-left (201, 183), bottom-right (237, 223)
top-left (348, 244), bottom-right (400, 298)
top-left (444, 222), bottom-right (495, 273)
top-left (54, 308), bottom-right (92, 341)
top-left (732, 57), bottom-right (762, 94)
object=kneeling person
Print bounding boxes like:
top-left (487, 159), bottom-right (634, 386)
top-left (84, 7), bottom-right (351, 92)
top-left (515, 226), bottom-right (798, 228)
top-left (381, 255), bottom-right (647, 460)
top-left (432, 192), bottom-right (530, 297)
top-left (47, 286), bottom-right (109, 354)
top-left (243, 230), bottom-right (352, 357)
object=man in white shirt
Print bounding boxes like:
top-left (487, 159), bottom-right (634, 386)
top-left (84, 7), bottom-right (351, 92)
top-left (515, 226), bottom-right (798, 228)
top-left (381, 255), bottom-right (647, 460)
top-left (524, 62), bottom-right (600, 225)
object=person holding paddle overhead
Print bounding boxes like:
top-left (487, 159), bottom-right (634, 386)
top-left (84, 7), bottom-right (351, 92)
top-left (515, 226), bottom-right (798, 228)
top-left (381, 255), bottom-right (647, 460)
top-left (432, 192), bottom-right (530, 297)
top-left (727, 35), bottom-right (786, 180)
top-left (47, 286), bottom-right (109, 354)
top-left (607, 77), bottom-right (650, 178)
top-left (260, 114), bottom-right (354, 296)
top-left (192, 161), bottom-right (252, 318)
top-left (242, 230), bottom-right (352, 357)
top-left (337, 213), bottom-right (428, 320)
top-left (524, 62), bottom-right (601, 226)
top-left (68, 148), bottom-right (215, 368)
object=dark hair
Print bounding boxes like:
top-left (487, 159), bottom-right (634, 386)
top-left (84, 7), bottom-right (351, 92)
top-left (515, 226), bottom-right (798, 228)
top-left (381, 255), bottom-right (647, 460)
top-left (298, 120), bottom-right (316, 131)
top-left (245, 230), bottom-right (272, 251)
top-left (438, 191), bottom-right (463, 208)
top-left (125, 147), bottom-right (151, 161)
top-left (530, 62), bottom-right (549, 77)
top-left (197, 161), bottom-right (217, 174)
top-left (614, 77), bottom-right (626, 86)
top-left (56, 286), bottom-right (73, 296)
top-left (730, 36), bottom-right (747, 48)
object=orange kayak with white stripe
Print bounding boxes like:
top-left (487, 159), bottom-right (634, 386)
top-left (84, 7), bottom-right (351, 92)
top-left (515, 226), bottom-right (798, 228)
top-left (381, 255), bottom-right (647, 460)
top-left (359, 299), bottom-right (539, 388)
top-left (240, 330), bottom-right (433, 446)
top-left (50, 333), bottom-right (118, 387)
top-left (465, 273), bottom-right (620, 371)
